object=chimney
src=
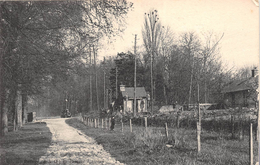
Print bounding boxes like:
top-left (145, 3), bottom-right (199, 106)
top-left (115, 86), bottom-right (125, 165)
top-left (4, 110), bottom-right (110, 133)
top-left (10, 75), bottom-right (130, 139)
top-left (120, 84), bottom-right (125, 92)
top-left (252, 67), bottom-right (258, 77)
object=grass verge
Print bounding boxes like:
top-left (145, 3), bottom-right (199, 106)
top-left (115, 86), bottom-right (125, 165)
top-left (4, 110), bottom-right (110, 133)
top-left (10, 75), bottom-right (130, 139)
top-left (0, 122), bottom-right (52, 165)
top-left (66, 117), bottom-right (258, 165)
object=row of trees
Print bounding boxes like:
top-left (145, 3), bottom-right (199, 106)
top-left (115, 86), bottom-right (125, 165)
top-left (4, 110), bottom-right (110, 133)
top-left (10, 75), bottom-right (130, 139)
top-left (107, 10), bottom-right (258, 111)
top-left (0, 0), bottom-right (133, 136)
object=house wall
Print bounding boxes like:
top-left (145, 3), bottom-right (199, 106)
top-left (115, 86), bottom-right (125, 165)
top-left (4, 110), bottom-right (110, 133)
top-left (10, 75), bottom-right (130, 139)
top-left (123, 98), bottom-right (147, 113)
top-left (224, 90), bottom-right (256, 108)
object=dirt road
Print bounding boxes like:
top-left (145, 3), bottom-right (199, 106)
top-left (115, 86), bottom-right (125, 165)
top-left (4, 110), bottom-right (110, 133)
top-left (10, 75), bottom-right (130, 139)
top-left (38, 118), bottom-right (124, 165)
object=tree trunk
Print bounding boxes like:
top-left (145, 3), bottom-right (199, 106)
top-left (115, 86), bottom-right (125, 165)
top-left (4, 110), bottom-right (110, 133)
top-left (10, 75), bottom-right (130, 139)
top-left (17, 93), bottom-right (22, 128)
top-left (2, 104), bottom-right (8, 135)
top-left (0, 3), bottom-right (7, 136)
top-left (9, 87), bottom-right (18, 132)
top-left (12, 98), bottom-right (17, 132)
top-left (22, 94), bottom-right (28, 124)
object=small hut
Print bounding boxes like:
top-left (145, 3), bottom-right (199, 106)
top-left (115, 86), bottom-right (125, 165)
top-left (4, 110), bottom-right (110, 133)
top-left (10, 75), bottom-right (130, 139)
top-left (120, 85), bottom-right (148, 114)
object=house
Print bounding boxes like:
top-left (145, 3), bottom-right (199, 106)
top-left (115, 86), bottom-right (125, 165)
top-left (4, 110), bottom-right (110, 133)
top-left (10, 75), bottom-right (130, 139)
top-left (222, 68), bottom-right (258, 108)
top-left (120, 85), bottom-right (148, 114)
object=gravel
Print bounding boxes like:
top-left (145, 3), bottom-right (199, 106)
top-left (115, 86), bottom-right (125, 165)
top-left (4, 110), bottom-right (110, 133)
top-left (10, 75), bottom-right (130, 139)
top-left (38, 118), bottom-right (124, 165)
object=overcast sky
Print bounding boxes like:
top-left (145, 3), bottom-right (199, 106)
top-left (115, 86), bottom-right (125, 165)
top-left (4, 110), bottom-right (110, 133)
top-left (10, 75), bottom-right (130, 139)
top-left (99, 0), bottom-right (259, 70)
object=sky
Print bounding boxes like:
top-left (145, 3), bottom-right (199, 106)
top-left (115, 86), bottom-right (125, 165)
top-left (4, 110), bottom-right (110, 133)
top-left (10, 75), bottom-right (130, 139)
top-left (99, 0), bottom-right (259, 70)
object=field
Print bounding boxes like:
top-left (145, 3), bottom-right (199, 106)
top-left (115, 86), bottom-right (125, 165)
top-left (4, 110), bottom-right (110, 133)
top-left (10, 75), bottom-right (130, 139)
top-left (66, 116), bottom-right (259, 165)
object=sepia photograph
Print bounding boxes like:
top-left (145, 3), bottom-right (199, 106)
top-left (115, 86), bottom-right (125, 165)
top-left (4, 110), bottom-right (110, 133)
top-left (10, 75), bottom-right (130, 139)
top-left (0, 0), bottom-right (259, 164)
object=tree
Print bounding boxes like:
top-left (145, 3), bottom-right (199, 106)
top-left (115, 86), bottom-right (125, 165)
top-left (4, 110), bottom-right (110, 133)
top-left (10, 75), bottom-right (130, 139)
top-left (200, 32), bottom-right (224, 103)
top-left (0, 0), bottom-right (133, 136)
top-left (109, 52), bottom-right (145, 109)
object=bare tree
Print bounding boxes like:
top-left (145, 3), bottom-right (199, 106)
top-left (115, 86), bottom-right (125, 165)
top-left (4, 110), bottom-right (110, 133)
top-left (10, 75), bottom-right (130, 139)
top-left (179, 32), bottom-right (202, 105)
top-left (159, 26), bottom-right (175, 104)
top-left (200, 32), bottom-right (224, 103)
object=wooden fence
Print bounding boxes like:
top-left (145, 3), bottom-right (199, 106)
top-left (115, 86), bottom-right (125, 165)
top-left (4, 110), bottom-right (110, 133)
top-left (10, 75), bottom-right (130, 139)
top-left (81, 114), bottom-right (257, 164)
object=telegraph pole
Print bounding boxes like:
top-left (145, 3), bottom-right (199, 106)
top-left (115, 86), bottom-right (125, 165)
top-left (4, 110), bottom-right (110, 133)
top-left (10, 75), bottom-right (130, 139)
top-left (116, 67), bottom-right (118, 99)
top-left (93, 44), bottom-right (100, 112)
top-left (134, 34), bottom-right (137, 117)
top-left (197, 77), bottom-right (201, 153)
top-left (89, 44), bottom-right (92, 112)
top-left (103, 57), bottom-right (106, 109)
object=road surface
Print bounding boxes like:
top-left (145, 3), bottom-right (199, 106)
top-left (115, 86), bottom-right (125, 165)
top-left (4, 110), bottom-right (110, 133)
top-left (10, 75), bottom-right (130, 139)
top-left (38, 118), bottom-right (123, 165)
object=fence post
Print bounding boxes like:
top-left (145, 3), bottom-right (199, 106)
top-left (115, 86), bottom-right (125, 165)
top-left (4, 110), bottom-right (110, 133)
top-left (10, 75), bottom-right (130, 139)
top-left (130, 119), bottom-right (132, 133)
top-left (231, 115), bottom-right (235, 139)
top-left (197, 121), bottom-right (201, 153)
top-left (197, 102), bottom-right (201, 153)
top-left (144, 117), bottom-right (147, 132)
top-left (121, 119), bottom-right (124, 132)
top-left (105, 118), bottom-right (107, 129)
top-left (239, 114), bottom-right (244, 140)
top-left (165, 122), bottom-right (169, 140)
top-left (250, 122), bottom-right (253, 165)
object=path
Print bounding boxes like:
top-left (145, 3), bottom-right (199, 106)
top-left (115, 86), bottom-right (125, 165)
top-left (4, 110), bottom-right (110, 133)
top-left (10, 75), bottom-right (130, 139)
top-left (38, 118), bottom-right (124, 165)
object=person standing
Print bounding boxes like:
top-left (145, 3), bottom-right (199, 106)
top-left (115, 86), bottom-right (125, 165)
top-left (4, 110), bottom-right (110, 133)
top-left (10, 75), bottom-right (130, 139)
top-left (110, 116), bottom-right (115, 130)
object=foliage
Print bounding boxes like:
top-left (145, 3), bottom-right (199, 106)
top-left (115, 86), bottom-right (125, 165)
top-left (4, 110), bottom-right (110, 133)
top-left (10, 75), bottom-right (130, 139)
top-left (109, 52), bottom-right (145, 102)
top-left (0, 0), bottom-right (133, 135)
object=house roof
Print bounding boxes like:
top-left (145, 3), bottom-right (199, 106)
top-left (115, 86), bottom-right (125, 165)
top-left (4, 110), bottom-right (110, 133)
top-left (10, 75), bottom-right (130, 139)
top-left (121, 87), bottom-right (147, 99)
top-left (222, 76), bottom-right (258, 93)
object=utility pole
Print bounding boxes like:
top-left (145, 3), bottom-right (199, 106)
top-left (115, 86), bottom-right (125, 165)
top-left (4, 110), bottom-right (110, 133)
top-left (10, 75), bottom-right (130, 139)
top-left (103, 57), bottom-right (106, 109)
top-left (257, 74), bottom-right (260, 164)
top-left (89, 44), bottom-right (92, 112)
top-left (189, 54), bottom-right (195, 105)
top-left (134, 34), bottom-right (137, 117)
top-left (197, 77), bottom-right (201, 153)
top-left (93, 44), bottom-right (100, 112)
top-left (149, 11), bottom-right (158, 114)
top-left (203, 55), bottom-right (207, 103)
top-left (116, 67), bottom-right (118, 99)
